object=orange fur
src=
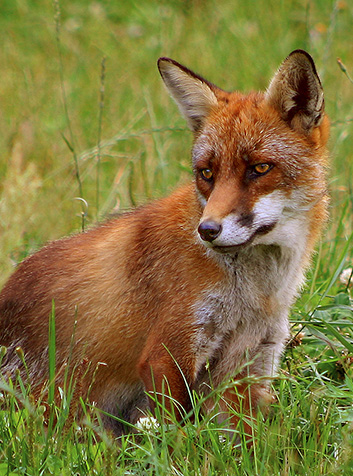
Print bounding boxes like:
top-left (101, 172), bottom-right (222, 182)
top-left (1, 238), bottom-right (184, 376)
top-left (0, 50), bottom-right (329, 438)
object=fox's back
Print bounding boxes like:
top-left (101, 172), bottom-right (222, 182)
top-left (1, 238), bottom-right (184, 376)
top-left (0, 186), bottom-right (220, 379)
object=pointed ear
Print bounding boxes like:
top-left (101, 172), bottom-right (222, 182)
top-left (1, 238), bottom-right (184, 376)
top-left (158, 57), bottom-right (219, 133)
top-left (265, 50), bottom-right (324, 134)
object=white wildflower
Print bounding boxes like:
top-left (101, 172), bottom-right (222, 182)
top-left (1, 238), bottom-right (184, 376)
top-left (340, 267), bottom-right (353, 287)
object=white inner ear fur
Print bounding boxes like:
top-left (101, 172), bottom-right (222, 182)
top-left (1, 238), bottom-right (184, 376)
top-left (264, 51), bottom-right (324, 131)
top-left (159, 62), bottom-right (218, 130)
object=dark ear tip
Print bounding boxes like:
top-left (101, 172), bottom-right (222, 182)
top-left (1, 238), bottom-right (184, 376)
top-left (158, 57), bottom-right (184, 68)
top-left (157, 57), bottom-right (184, 77)
top-left (288, 49), bottom-right (312, 59)
top-left (286, 49), bottom-right (318, 73)
top-left (157, 57), bottom-right (170, 73)
top-left (158, 57), bottom-right (171, 66)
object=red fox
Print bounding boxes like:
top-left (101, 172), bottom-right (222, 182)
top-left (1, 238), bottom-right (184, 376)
top-left (0, 50), bottom-right (329, 437)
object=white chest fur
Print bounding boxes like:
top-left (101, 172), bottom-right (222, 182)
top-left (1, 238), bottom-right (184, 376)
top-left (192, 243), bottom-right (304, 383)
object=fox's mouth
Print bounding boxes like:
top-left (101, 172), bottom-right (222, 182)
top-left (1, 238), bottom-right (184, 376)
top-left (212, 244), bottom-right (247, 254)
top-left (205, 222), bottom-right (277, 254)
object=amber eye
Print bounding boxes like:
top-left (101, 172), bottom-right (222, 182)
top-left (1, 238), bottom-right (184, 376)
top-left (253, 163), bottom-right (272, 175)
top-left (200, 168), bottom-right (213, 181)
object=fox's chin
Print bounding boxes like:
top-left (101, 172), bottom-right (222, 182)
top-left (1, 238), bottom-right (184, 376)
top-left (201, 222), bottom-right (278, 254)
top-left (200, 238), bottom-right (252, 255)
top-left (211, 244), bottom-right (248, 254)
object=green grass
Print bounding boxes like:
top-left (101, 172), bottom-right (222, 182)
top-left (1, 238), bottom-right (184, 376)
top-left (1, 0), bottom-right (353, 474)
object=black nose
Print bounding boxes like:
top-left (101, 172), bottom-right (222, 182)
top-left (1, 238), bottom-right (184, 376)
top-left (198, 220), bottom-right (222, 242)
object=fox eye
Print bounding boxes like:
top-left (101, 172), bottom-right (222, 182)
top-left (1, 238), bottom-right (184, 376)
top-left (253, 163), bottom-right (272, 175)
top-left (200, 168), bottom-right (213, 181)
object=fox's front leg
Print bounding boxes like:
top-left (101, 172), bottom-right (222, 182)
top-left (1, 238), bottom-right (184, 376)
top-left (206, 331), bottom-right (287, 440)
top-left (215, 371), bottom-right (274, 441)
top-left (138, 324), bottom-right (196, 422)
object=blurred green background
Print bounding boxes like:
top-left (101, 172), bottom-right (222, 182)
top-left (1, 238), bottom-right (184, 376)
top-left (0, 0), bottom-right (352, 285)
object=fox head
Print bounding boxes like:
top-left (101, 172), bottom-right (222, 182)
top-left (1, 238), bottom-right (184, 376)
top-left (158, 50), bottom-right (329, 254)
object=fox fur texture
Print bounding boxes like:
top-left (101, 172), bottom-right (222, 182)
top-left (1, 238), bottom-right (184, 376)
top-left (0, 50), bottom-right (329, 437)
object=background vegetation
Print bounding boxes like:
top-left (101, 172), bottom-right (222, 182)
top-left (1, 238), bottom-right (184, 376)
top-left (0, 0), bottom-right (352, 474)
